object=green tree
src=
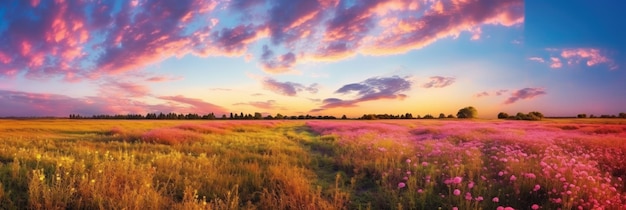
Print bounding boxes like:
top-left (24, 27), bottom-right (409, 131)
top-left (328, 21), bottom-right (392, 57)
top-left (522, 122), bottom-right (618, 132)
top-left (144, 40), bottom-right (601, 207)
top-left (497, 112), bottom-right (509, 119)
top-left (457, 106), bottom-right (478, 119)
top-left (438, 113), bottom-right (446, 119)
top-left (254, 112), bottom-right (263, 119)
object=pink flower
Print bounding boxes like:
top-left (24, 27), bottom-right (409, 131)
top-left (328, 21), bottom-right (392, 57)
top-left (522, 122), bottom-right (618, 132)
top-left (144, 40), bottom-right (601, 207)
top-left (468, 181), bottom-right (475, 189)
top-left (452, 207), bottom-right (458, 210)
top-left (453, 176), bottom-right (463, 184)
top-left (504, 207), bottom-right (514, 210)
top-left (497, 207), bottom-right (504, 210)
top-left (403, 176), bottom-right (409, 180)
top-left (464, 192), bottom-right (472, 200)
top-left (531, 204), bottom-right (540, 209)
top-left (406, 159), bottom-right (411, 163)
top-left (422, 161), bottom-right (428, 166)
top-left (476, 196), bottom-right (484, 201)
top-left (510, 175), bottom-right (517, 181)
top-left (453, 189), bottom-right (461, 196)
top-left (417, 189), bottom-right (423, 193)
top-left (492, 197), bottom-right (499, 203)
top-left (498, 171), bottom-right (504, 176)
top-left (533, 184), bottom-right (541, 191)
top-left (398, 182), bottom-right (406, 189)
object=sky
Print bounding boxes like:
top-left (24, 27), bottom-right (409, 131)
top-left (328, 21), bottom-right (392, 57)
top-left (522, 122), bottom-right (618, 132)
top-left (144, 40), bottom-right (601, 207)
top-left (0, 0), bottom-right (624, 118)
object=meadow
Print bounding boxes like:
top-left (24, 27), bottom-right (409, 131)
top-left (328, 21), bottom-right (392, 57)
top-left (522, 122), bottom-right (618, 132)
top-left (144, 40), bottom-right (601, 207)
top-left (0, 119), bottom-right (624, 210)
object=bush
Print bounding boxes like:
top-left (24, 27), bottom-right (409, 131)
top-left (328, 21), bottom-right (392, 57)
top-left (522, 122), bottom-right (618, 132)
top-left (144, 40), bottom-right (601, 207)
top-left (457, 106), bottom-right (477, 118)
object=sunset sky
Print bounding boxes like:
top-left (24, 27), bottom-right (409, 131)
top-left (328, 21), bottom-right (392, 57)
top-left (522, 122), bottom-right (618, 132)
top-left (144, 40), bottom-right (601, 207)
top-left (0, 0), bottom-right (624, 118)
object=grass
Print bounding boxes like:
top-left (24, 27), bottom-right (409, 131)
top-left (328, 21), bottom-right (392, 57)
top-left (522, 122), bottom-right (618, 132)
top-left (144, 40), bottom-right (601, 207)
top-left (0, 119), bottom-right (625, 209)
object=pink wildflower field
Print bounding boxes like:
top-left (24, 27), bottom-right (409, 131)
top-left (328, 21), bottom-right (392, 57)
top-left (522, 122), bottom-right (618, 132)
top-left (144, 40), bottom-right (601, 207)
top-left (307, 119), bottom-right (626, 209)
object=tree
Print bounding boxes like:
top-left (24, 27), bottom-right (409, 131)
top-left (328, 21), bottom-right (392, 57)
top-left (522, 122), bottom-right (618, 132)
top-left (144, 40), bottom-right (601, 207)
top-left (619, 112), bottom-right (626, 118)
top-left (423, 114), bottom-right (434, 119)
top-left (447, 114), bottom-right (455, 118)
top-left (457, 106), bottom-right (478, 119)
top-left (497, 112), bottom-right (509, 119)
top-left (438, 113), bottom-right (446, 119)
top-left (528, 111), bottom-right (544, 120)
top-left (254, 112), bottom-right (263, 119)
top-left (577, 114), bottom-right (587, 118)
top-left (275, 113), bottom-right (284, 119)
top-left (341, 115), bottom-right (347, 119)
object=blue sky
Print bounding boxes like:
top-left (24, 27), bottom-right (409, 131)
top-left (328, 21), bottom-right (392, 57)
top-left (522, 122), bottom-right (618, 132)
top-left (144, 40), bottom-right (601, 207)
top-left (0, 0), bottom-right (624, 118)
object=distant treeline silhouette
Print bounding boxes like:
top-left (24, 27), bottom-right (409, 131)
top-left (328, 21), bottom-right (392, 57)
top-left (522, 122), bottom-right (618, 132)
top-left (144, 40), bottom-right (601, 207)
top-left (69, 112), bottom-right (340, 120)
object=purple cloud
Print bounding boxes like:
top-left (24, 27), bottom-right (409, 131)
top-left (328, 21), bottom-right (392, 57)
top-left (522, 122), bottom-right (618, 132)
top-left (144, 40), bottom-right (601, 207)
top-left (260, 45), bottom-right (297, 73)
top-left (261, 78), bottom-right (318, 96)
top-left (474, 91), bottom-right (489, 98)
top-left (504, 88), bottom-right (547, 104)
top-left (422, 76), bottom-right (456, 88)
top-left (315, 75), bottom-right (411, 111)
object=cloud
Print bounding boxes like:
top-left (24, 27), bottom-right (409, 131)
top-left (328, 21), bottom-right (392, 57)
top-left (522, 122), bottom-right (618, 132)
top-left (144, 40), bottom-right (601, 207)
top-left (233, 100), bottom-right (282, 110)
top-left (260, 45), bottom-right (297, 73)
top-left (528, 57), bottom-right (545, 63)
top-left (261, 78), bottom-right (318, 96)
top-left (474, 91), bottom-right (489, 98)
top-left (495, 89), bottom-right (508, 96)
top-left (504, 88), bottom-right (546, 104)
top-left (0, 90), bottom-right (227, 117)
top-left (475, 89), bottom-right (509, 98)
top-left (0, 0), bottom-right (524, 79)
top-left (157, 95), bottom-right (228, 114)
top-left (316, 75), bottom-right (411, 110)
top-left (422, 76), bottom-right (456, 88)
top-left (146, 76), bottom-right (181, 82)
top-left (531, 48), bottom-right (617, 70)
top-left (560, 48), bottom-right (617, 70)
top-left (549, 57), bottom-right (563, 69)
top-left (361, 0), bottom-right (523, 55)
top-left (210, 88), bottom-right (232, 91)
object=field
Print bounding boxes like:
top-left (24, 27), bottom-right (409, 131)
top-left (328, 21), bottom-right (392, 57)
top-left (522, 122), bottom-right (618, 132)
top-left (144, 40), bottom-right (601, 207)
top-left (0, 119), bottom-right (625, 210)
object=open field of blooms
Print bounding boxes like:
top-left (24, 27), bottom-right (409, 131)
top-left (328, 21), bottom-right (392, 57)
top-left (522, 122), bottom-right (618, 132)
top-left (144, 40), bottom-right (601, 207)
top-left (0, 119), bottom-right (625, 209)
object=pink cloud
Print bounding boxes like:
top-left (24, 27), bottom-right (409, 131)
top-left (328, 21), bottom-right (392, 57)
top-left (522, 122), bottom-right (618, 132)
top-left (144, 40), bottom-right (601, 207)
top-left (549, 57), bottom-right (563, 69)
top-left (361, 0), bottom-right (523, 55)
top-left (422, 76), bottom-right (455, 88)
top-left (0, 0), bottom-right (525, 80)
top-left (495, 89), bottom-right (508, 96)
top-left (99, 81), bottom-right (151, 98)
top-left (233, 100), bottom-right (282, 110)
top-left (0, 90), bottom-right (227, 117)
top-left (560, 48), bottom-right (617, 70)
top-left (504, 88), bottom-right (546, 104)
top-left (145, 76), bottom-right (180, 82)
top-left (261, 78), bottom-right (318, 96)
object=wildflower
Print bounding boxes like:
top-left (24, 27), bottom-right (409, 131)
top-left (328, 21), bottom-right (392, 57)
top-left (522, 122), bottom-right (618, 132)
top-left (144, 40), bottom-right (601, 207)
top-left (476, 196), bottom-right (484, 201)
top-left (468, 181), bottom-right (474, 189)
top-left (453, 189), bottom-right (461, 196)
top-left (497, 207), bottom-right (504, 210)
top-left (417, 189), bottom-right (423, 193)
top-left (533, 184), bottom-right (541, 191)
top-left (492, 197), bottom-right (499, 203)
top-left (406, 159), bottom-right (411, 163)
top-left (465, 192), bottom-right (472, 200)
top-left (398, 182), bottom-right (406, 189)
top-left (453, 176), bottom-right (462, 184)
top-left (510, 175), bottom-right (517, 181)
top-left (452, 207), bottom-right (458, 210)
top-left (422, 162), bottom-right (428, 166)
top-left (403, 176), bottom-right (409, 180)
top-left (504, 207), bottom-right (514, 210)
top-left (498, 171), bottom-right (504, 176)
top-left (531, 204), bottom-right (540, 210)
